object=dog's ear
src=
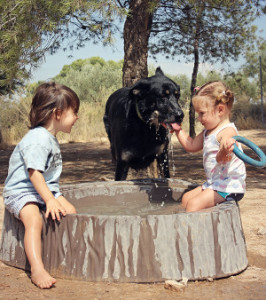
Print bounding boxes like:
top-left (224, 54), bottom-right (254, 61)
top-left (155, 67), bottom-right (164, 77)
top-left (130, 81), bottom-right (150, 97)
top-left (125, 88), bottom-right (139, 118)
top-left (126, 81), bottom-right (150, 118)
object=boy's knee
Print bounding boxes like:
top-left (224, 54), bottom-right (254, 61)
top-left (21, 211), bottom-right (43, 229)
top-left (30, 214), bottom-right (43, 228)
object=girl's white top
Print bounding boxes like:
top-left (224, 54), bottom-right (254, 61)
top-left (202, 122), bottom-right (246, 193)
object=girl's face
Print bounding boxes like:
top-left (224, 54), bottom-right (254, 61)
top-left (194, 100), bottom-right (220, 131)
top-left (57, 107), bottom-right (79, 134)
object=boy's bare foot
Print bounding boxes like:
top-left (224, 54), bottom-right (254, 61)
top-left (57, 196), bottom-right (77, 214)
top-left (31, 267), bottom-right (56, 289)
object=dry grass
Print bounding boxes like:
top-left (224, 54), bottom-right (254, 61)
top-left (0, 96), bottom-right (264, 145)
top-left (57, 101), bottom-right (107, 143)
top-left (234, 113), bottom-right (264, 130)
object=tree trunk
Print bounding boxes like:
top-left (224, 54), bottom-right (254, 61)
top-left (189, 5), bottom-right (203, 138)
top-left (122, 0), bottom-right (155, 87)
top-left (189, 39), bottom-right (199, 138)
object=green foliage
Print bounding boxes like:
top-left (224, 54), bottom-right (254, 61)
top-left (0, 0), bottom-right (80, 92)
top-left (1, 55), bottom-right (265, 145)
top-left (0, 56), bottom-right (123, 144)
top-left (169, 74), bottom-right (191, 106)
top-left (149, 63), bottom-right (262, 108)
top-left (53, 57), bottom-right (123, 102)
top-left (0, 0), bottom-right (125, 93)
top-left (151, 1), bottom-right (258, 64)
top-left (149, 0), bottom-right (263, 136)
top-left (58, 59), bottom-right (91, 78)
top-left (242, 39), bottom-right (266, 88)
top-left (224, 71), bottom-right (259, 103)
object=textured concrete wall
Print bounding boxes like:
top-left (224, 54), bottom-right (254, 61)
top-left (0, 179), bottom-right (248, 282)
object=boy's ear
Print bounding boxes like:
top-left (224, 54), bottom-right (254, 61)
top-left (53, 108), bottom-right (62, 120)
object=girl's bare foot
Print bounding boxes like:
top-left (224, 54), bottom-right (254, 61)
top-left (31, 266), bottom-right (56, 289)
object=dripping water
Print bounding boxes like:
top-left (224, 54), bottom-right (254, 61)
top-left (168, 133), bottom-right (176, 176)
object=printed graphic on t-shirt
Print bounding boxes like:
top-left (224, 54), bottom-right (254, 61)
top-left (50, 153), bottom-right (62, 169)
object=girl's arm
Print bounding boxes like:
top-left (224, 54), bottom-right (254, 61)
top-left (28, 168), bottom-right (66, 220)
top-left (176, 129), bottom-right (204, 152)
top-left (216, 127), bottom-right (237, 163)
top-left (172, 124), bottom-right (204, 153)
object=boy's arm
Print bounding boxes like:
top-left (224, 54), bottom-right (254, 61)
top-left (28, 168), bottom-right (66, 220)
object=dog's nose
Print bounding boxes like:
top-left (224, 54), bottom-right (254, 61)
top-left (178, 110), bottom-right (184, 118)
top-left (177, 111), bottom-right (184, 123)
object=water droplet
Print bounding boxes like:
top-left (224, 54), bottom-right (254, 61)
top-left (168, 136), bottom-right (176, 176)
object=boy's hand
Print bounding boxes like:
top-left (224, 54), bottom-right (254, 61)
top-left (57, 195), bottom-right (77, 214)
top-left (45, 198), bottom-right (67, 221)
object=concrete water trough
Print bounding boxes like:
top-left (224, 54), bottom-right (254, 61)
top-left (0, 179), bottom-right (248, 282)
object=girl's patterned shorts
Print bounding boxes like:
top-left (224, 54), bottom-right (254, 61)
top-left (217, 191), bottom-right (244, 202)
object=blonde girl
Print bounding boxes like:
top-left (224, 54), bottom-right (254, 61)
top-left (170, 81), bottom-right (246, 212)
top-left (3, 82), bottom-right (80, 288)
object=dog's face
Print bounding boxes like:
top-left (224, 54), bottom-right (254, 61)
top-left (129, 67), bottom-right (184, 127)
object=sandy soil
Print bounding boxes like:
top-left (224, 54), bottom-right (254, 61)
top-left (0, 129), bottom-right (265, 299)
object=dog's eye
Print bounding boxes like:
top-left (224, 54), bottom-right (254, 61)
top-left (174, 90), bottom-right (179, 95)
top-left (165, 90), bottom-right (170, 95)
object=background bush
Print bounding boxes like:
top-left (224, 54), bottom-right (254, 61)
top-left (0, 57), bottom-right (265, 145)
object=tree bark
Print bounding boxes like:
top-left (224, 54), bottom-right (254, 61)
top-left (189, 4), bottom-right (203, 138)
top-left (122, 0), bottom-right (155, 87)
top-left (189, 39), bottom-right (199, 138)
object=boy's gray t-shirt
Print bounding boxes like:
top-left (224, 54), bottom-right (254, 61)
top-left (3, 126), bottom-right (62, 197)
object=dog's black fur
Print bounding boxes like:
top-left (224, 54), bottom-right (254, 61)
top-left (103, 67), bottom-right (184, 181)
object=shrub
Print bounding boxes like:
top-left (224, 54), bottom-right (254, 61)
top-left (54, 58), bottom-right (123, 103)
top-left (1, 58), bottom-right (265, 145)
top-left (232, 102), bottom-right (266, 129)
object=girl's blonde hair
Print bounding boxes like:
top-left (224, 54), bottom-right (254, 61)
top-left (192, 81), bottom-right (234, 110)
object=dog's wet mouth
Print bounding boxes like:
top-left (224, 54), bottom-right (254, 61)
top-left (162, 122), bottom-right (182, 131)
top-left (149, 111), bottom-right (182, 131)
top-left (148, 111), bottom-right (160, 125)
top-left (151, 110), bottom-right (159, 119)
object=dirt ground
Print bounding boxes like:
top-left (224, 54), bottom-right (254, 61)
top-left (0, 129), bottom-right (265, 300)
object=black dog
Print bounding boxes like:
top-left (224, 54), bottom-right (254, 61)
top-left (103, 67), bottom-right (184, 181)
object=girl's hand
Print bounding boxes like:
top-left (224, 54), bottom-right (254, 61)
top-left (45, 198), bottom-right (67, 221)
top-left (226, 137), bottom-right (236, 152)
top-left (217, 137), bottom-right (236, 164)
